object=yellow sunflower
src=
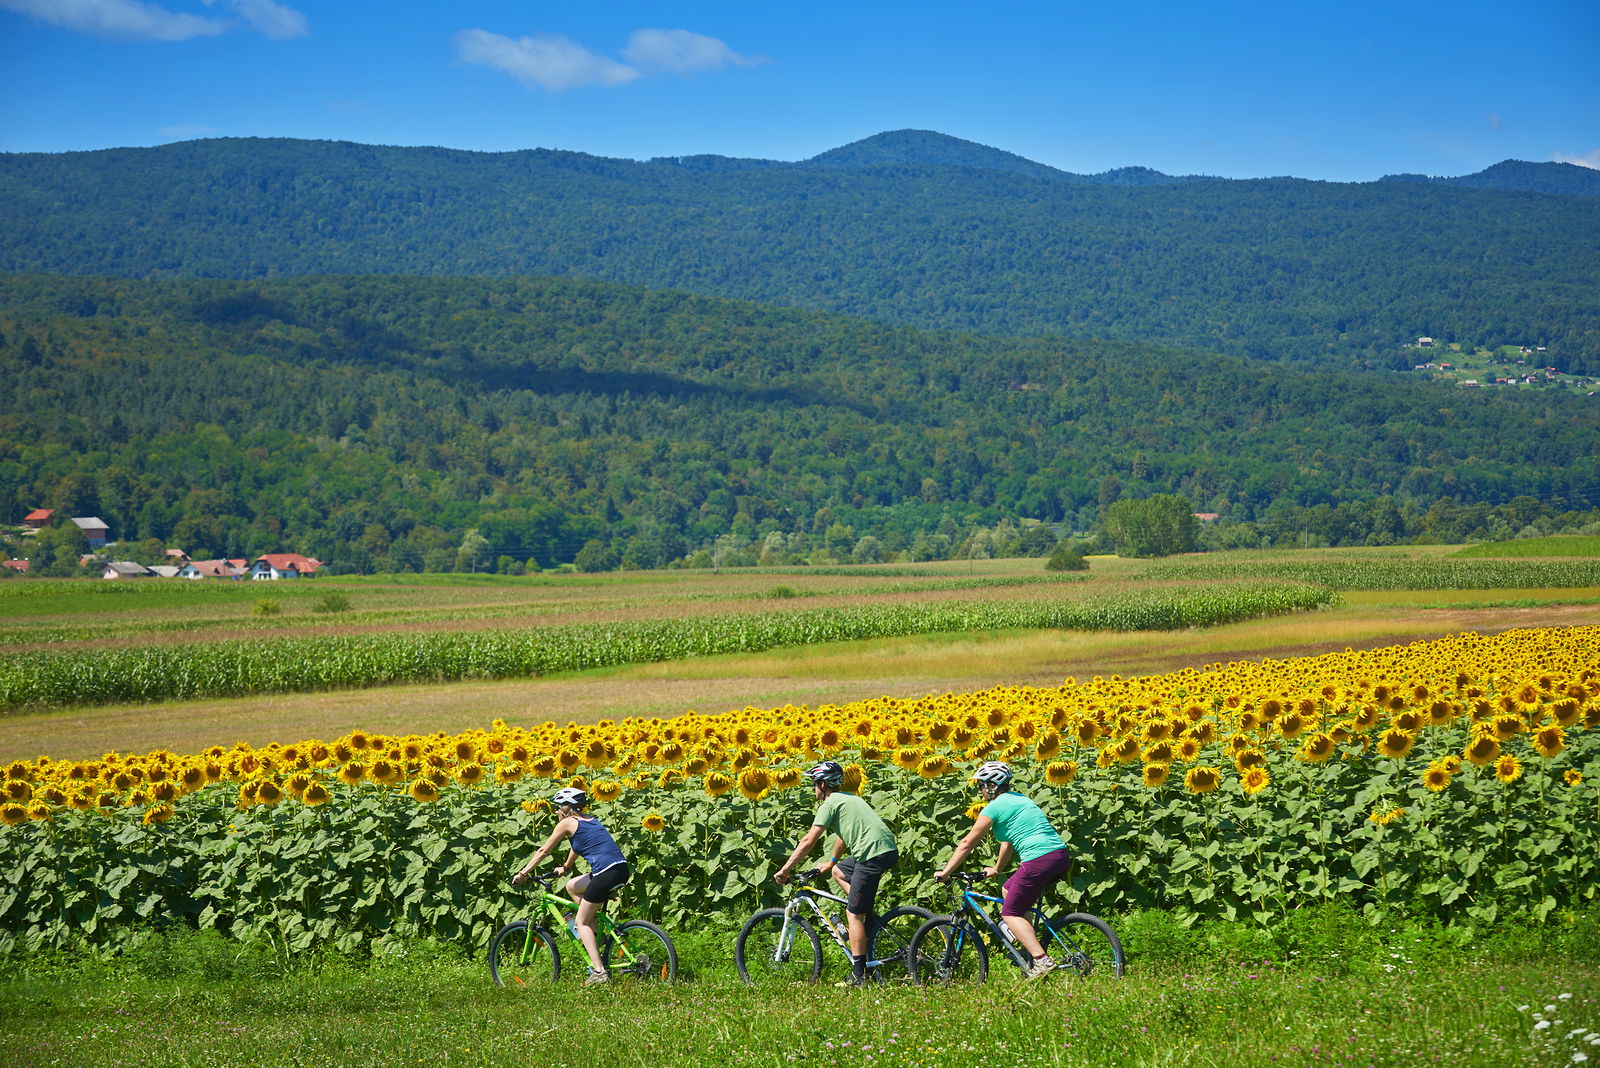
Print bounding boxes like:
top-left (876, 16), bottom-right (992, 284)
top-left (1464, 735), bottom-right (1500, 767)
top-left (641, 812), bottom-right (666, 833)
top-left (1142, 764), bottom-right (1171, 790)
top-left (339, 762), bottom-right (366, 785)
top-left (0, 803), bottom-right (26, 827)
top-left (410, 779), bottom-right (441, 803)
top-left (591, 779), bottom-right (624, 803)
top-left (1045, 760), bottom-right (1078, 786)
top-left (1240, 767), bottom-right (1271, 796)
top-left (1421, 766), bottom-right (1452, 792)
top-left (704, 771), bottom-right (735, 798)
top-left (1494, 755), bottom-right (1522, 785)
top-left (301, 782), bottom-right (331, 807)
top-left (457, 763), bottom-right (487, 787)
top-left (143, 803), bottom-right (175, 825)
top-left (1376, 729), bottom-right (1415, 760)
top-left (1184, 766), bottom-right (1220, 795)
top-left (1565, 769), bottom-right (1584, 787)
top-left (1298, 733), bottom-right (1337, 763)
top-left (1531, 726), bottom-right (1564, 759)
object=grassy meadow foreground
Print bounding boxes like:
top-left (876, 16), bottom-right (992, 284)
top-left (3, 935), bottom-right (1596, 1068)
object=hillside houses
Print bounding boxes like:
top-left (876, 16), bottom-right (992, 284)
top-left (5, 508), bottom-right (321, 579)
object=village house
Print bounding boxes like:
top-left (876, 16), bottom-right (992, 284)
top-left (2, 559), bottom-right (28, 573)
top-left (22, 509), bottom-right (52, 531)
top-left (250, 553), bottom-right (322, 580)
top-left (102, 561), bottom-right (153, 580)
top-left (71, 517), bottom-right (110, 549)
top-left (177, 559), bottom-right (247, 579)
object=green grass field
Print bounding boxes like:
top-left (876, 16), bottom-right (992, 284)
top-left (2, 919), bottom-right (1595, 1068)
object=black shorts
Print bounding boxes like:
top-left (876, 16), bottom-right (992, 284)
top-left (835, 851), bottom-right (898, 917)
top-left (583, 862), bottom-right (631, 903)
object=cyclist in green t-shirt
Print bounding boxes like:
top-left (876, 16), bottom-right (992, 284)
top-left (934, 760), bottom-right (1073, 979)
top-left (774, 760), bottom-right (899, 986)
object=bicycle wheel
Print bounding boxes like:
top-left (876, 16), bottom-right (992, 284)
top-left (869, 906), bottom-right (936, 983)
top-left (735, 908), bottom-right (823, 985)
top-left (488, 921), bottom-right (561, 986)
top-left (605, 919), bottom-right (679, 982)
top-left (907, 917), bottom-right (988, 984)
top-left (1045, 913), bottom-right (1125, 978)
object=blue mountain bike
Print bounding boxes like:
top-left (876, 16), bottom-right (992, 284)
top-left (908, 872), bottom-right (1124, 983)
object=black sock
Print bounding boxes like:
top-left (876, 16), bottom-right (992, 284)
top-left (852, 953), bottom-right (866, 980)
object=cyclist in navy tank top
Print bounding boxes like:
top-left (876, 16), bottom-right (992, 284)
top-left (514, 786), bottom-right (632, 985)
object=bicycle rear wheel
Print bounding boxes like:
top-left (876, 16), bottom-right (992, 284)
top-left (907, 918), bottom-right (988, 984)
top-left (488, 921), bottom-right (561, 986)
top-left (735, 908), bottom-right (823, 985)
top-left (605, 919), bottom-right (678, 982)
top-left (869, 905), bottom-right (935, 983)
top-left (1045, 913), bottom-right (1125, 978)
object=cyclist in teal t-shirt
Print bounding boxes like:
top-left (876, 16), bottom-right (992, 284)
top-left (774, 761), bottom-right (899, 986)
top-left (934, 760), bottom-right (1073, 979)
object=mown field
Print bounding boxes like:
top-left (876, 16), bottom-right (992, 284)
top-left (3, 547), bottom-right (1599, 1065)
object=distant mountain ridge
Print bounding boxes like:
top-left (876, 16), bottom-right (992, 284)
top-left (2, 131), bottom-right (1597, 370)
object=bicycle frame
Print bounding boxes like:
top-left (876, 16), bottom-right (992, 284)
top-left (767, 877), bottom-right (898, 969)
top-left (509, 877), bottom-right (641, 969)
top-left (947, 874), bottom-right (1095, 972)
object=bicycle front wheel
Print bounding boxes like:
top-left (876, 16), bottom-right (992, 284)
top-left (907, 918), bottom-right (988, 984)
top-left (488, 921), bottom-right (561, 987)
top-left (735, 908), bottom-right (823, 985)
top-left (1045, 913), bottom-right (1125, 978)
top-left (606, 919), bottom-right (678, 982)
top-left (869, 905), bottom-right (936, 983)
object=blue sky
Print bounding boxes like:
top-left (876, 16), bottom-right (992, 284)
top-left (2, 0), bottom-right (1596, 181)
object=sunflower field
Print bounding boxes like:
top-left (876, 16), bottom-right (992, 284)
top-left (1, 625), bottom-right (1596, 957)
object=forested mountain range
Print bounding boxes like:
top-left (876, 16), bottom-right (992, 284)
top-left (3, 131), bottom-right (1597, 370)
top-left (3, 273), bottom-right (1596, 571)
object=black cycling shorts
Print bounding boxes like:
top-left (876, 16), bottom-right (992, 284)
top-left (583, 861), bottom-right (631, 903)
top-left (834, 851), bottom-right (898, 917)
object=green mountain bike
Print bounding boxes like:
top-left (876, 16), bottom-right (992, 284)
top-left (488, 875), bottom-right (678, 985)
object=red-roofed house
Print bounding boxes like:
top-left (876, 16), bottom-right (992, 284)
top-left (178, 559), bottom-right (247, 580)
top-left (2, 559), bottom-right (28, 573)
top-left (22, 509), bottom-right (52, 530)
top-left (250, 553), bottom-right (322, 580)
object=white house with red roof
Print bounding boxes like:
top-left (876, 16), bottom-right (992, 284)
top-left (177, 559), bottom-right (248, 580)
top-left (249, 553), bottom-right (322, 580)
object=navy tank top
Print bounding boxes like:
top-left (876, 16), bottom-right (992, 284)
top-left (569, 815), bottom-right (625, 874)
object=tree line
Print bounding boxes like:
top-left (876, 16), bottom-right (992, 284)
top-left (3, 273), bottom-right (1598, 574)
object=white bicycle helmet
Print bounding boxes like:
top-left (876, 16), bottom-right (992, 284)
top-left (551, 786), bottom-right (587, 809)
top-left (971, 761), bottom-right (1014, 790)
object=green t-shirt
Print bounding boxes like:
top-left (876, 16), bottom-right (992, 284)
top-left (981, 791), bottom-right (1066, 863)
top-left (813, 791), bottom-right (897, 862)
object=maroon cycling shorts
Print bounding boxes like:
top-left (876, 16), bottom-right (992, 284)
top-left (1001, 847), bottom-right (1073, 918)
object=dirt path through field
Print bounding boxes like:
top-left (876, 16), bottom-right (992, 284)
top-left (5, 603), bottom-right (1596, 761)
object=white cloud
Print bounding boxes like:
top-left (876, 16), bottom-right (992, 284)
top-left (454, 29), bottom-right (639, 91)
top-left (0, 0), bottom-right (309, 40)
top-left (0, 0), bottom-right (224, 40)
top-left (221, 0), bottom-right (306, 40)
top-left (620, 28), bottom-right (761, 75)
top-left (1553, 149), bottom-right (1600, 170)
top-left (454, 27), bottom-right (760, 91)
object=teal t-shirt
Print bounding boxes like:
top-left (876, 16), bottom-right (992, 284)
top-left (981, 791), bottom-right (1066, 863)
top-left (813, 791), bottom-right (897, 862)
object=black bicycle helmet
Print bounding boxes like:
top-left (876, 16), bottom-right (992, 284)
top-left (806, 761), bottom-right (845, 787)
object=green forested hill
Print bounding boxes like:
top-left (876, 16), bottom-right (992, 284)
top-left (2, 273), bottom-right (1596, 570)
top-left (3, 133), bottom-right (1596, 370)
